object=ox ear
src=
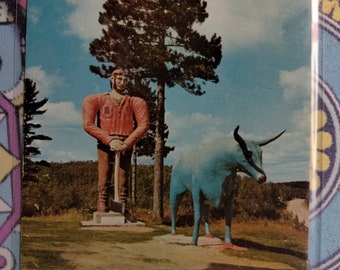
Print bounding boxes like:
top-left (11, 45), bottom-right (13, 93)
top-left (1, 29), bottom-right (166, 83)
top-left (257, 130), bottom-right (285, 146)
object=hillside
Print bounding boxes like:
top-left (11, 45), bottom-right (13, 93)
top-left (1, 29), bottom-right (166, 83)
top-left (22, 161), bottom-right (309, 224)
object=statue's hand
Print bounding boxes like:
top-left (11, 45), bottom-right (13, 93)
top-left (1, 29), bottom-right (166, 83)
top-left (109, 139), bottom-right (127, 152)
top-left (109, 139), bottom-right (123, 150)
top-left (116, 143), bottom-right (128, 152)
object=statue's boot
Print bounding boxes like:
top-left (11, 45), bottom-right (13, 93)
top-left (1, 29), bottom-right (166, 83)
top-left (97, 189), bottom-right (107, 213)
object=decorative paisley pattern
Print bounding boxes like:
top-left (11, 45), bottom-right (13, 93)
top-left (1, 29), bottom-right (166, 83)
top-left (319, 0), bottom-right (340, 22)
top-left (0, 24), bottom-right (22, 93)
top-left (310, 78), bottom-right (340, 218)
top-left (0, 1), bottom-right (26, 270)
top-left (309, 1), bottom-right (340, 269)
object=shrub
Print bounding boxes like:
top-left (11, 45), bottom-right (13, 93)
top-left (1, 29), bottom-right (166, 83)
top-left (22, 161), bottom-right (308, 223)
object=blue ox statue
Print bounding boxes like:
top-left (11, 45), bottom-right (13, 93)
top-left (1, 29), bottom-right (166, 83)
top-left (170, 126), bottom-right (285, 249)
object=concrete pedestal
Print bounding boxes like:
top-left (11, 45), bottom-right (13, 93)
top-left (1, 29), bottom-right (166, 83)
top-left (81, 211), bottom-right (145, 227)
top-left (81, 211), bottom-right (125, 226)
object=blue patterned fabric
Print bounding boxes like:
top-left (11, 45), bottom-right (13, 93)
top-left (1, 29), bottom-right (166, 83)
top-left (308, 2), bottom-right (340, 269)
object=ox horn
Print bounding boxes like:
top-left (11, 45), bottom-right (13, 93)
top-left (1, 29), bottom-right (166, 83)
top-left (257, 129), bottom-right (286, 146)
top-left (233, 125), bottom-right (245, 148)
top-left (233, 126), bottom-right (251, 158)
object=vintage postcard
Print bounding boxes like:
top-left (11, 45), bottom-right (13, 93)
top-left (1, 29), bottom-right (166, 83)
top-left (1, 0), bottom-right (339, 269)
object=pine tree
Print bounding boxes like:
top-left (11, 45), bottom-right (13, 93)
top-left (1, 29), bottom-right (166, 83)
top-left (89, 0), bottom-right (222, 222)
top-left (23, 78), bottom-right (52, 182)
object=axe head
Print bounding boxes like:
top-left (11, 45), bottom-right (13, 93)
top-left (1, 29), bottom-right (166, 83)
top-left (109, 198), bottom-right (124, 214)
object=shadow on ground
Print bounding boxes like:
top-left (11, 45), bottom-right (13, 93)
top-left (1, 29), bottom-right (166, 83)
top-left (204, 263), bottom-right (292, 270)
top-left (232, 238), bottom-right (307, 260)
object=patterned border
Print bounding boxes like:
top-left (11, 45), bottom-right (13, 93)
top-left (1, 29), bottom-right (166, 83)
top-left (309, 76), bottom-right (340, 219)
top-left (2, 1), bottom-right (340, 269)
top-left (308, 2), bottom-right (340, 269)
top-left (0, 94), bottom-right (21, 270)
top-left (0, 1), bottom-right (26, 269)
top-left (320, 12), bottom-right (340, 42)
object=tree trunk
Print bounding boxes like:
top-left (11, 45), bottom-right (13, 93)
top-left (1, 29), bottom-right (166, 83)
top-left (131, 145), bottom-right (137, 205)
top-left (152, 81), bottom-right (165, 223)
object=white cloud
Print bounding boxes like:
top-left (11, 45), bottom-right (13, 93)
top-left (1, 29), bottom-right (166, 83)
top-left (291, 100), bottom-right (311, 134)
top-left (165, 110), bottom-right (309, 181)
top-left (166, 111), bottom-right (227, 143)
top-left (48, 150), bottom-right (78, 162)
top-left (280, 66), bottom-right (311, 134)
top-left (263, 131), bottom-right (310, 181)
top-left (62, 0), bottom-right (309, 53)
top-left (31, 126), bottom-right (96, 162)
top-left (65, 0), bottom-right (104, 42)
top-left (196, 0), bottom-right (309, 52)
top-left (165, 111), bottom-right (229, 160)
top-left (280, 66), bottom-right (311, 101)
top-left (37, 101), bottom-right (82, 126)
top-left (265, 65), bottom-right (311, 180)
top-left (25, 66), bottom-right (62, 97)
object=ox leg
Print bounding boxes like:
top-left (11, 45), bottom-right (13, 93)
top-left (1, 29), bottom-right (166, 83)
top-left (191, 189), bottom-right (202, 245)
top-left (220, 173), bottom-right (235, 245)
top-left (202, 203), bottom-right (212, 238)
top-left (223, 197), bottom-right (247, 251)
top-left (222, 174), bottom-right (247, 251)
top-left (224, 196), bottom-right (233, 244)
top-left (170, 181), bottom-right (187, 235)
top-left (170, 192), bottom-right (185, 235)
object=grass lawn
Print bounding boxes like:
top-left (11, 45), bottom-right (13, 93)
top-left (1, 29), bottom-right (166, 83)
top-left (21, 212), bottom-right (308, 270)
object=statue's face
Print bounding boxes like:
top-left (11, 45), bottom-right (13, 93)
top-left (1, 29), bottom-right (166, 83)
top-left (111, 74), bottom-right (127, 92)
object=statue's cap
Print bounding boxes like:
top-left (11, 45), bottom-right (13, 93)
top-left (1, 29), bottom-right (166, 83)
top-left (111, 68), bottom-right (126, 76)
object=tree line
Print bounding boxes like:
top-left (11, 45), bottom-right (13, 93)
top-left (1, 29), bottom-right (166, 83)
top-left (22, 161), bottom-right (309, 226)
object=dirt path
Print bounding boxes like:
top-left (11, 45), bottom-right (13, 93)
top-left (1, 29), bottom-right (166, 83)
top-left (286, 199), bottom-right (309, 226)
top-left (60, 226), bottom-right (294, 270)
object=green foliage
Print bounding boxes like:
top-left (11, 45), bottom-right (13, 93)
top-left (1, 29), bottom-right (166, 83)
top-left (233, 177), bottom-right (284, 221)
top-left (129, 79), bottom-right (174, 158)
top-left (90, 0), bottom-right (222, 94)
top-left (22, 161), bottom-right (309, 223)
top-left (22, 161), bottom-right (98, 216)
top-left (23, 78), bottom-right (52, 162)
top-left (134, 165), bottom-right (155, 209)
top-left (23, 78), bottom-right (52, 183)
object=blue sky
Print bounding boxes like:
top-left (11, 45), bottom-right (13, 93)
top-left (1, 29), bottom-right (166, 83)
top-left (25, 0), bottom-right (311, 182)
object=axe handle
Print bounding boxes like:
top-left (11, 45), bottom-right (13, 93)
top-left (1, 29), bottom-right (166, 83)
top-left (114, 152), bottom-right (121, 202)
